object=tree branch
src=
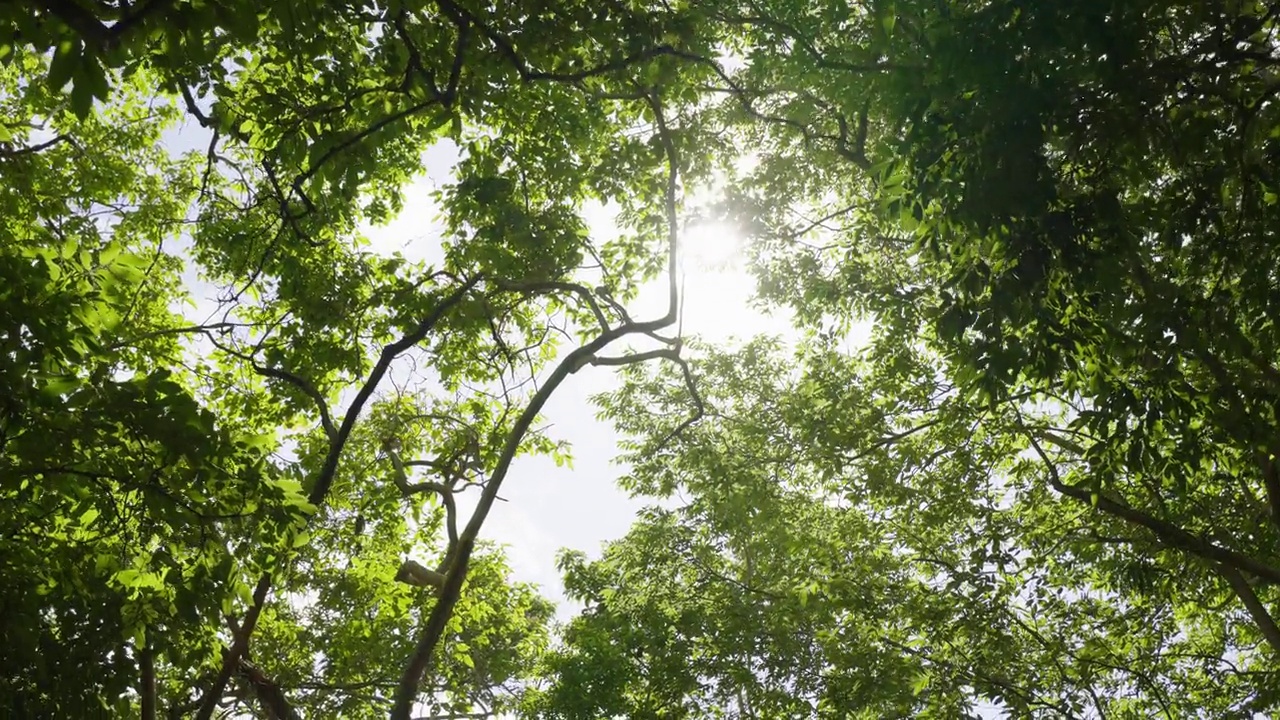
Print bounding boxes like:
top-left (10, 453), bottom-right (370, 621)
top-left (386, 443), bottom-right (459, 546)
top-left (38, 0), bottom-right (110, 46)
top-left (238, 657), bottom-right (299, 720)
top-left (587, 347), bottom-right (679, 367)
top-left (195, 276), bottom-right (482, 720)
top-left (310, 276), bottom-right (483, 508)
top-left (1217, 562), bottom-right (1280, 655)
top-left (40, 0), bottom-right (178, 51)
top-left (1024, 429), bottom-right (1280, 586)
top-left (1259, 452), bottom-right (1280, 532)
top-left (0, 134), bottom-right (69, 158)
top-left (140, 641), bottom-right (156, 720)
top-left (396, 559), bottom-right (448, 591)
top-left (203, 333), bottom-right (337, 442)
top-left (194, 574), bottom-right (272, 720)
top-left (495, 279), bottom-right (611, 332)
top-left (388, 94), bottom-right (685, 720)
top-left (111, 0), bottom-right (176, 43)
top-left (715, 10), bottom-right (912, 74)
top-left (433, 0), bottom-right (691, 84)
top-left (179, 84), bottom-right (214, 128)
top-left (252, 363), bottom-right (337, 443)
top-left (591, 346), bottom-right (705, 452)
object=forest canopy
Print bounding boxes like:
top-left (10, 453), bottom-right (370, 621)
top-left (4, 0), bottom-right (1280, 718)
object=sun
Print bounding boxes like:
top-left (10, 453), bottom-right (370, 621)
top-left (683, 219), bottom-right (745, 273)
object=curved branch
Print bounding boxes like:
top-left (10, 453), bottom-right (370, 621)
top-left (433, 0), bottom-right (689, 84)
top-left (195, 276), bottom-right (482, 720)
top-left (290, 97), bottom-right (445, 196)
top-left (203, 333), bottom-right (337, 442)
top-left (1024, 429), bottom-right (1280, 586)
top-left (495, 279), bottom-right (612, 331)
top-left (715, 10), bottom-right (912, 74)
top-left (252, 363), bottom-right (337, 443)
top-left (387, 446), bottom-right (460, 546)
top-left (655, 349), bottom-right (705, 451)
top-left (1217, 562), bottom-right (1280, 655)
top-left (388, 94), bottom-right (685, 720)
top-left (711, 81), bottom-right (871, 170)
top-left (310, 276), bottom-right (483, 507)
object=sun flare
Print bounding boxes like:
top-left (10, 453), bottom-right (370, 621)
top-left (683, 220), bottom-right (745, 273)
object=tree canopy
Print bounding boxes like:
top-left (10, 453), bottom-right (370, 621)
top-left (4, 0), bottom-right (1280, 718)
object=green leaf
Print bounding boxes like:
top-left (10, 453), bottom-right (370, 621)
top-left (69, 83), bottom-right (94, 120)
top-left (881, 6), bottom-right (897, 36)
top-left (79, 507), bottom-right (100, 527)
top-left (115, 569), bottom-right (142, 587)
top-left (46, 39), bottom-right (81, 92)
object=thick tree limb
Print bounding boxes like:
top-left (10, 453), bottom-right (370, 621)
top-left (238, 657), bottom-right (299, 720)
top-left (195, 574), bottom-right (272, 720)
top-left (38, 0), bottom-right (113, 46)
top-left (587, 347), bottom-right (679, 367)
top-left (179, 84), bottom-right (214, 128)
top-left (40, 0), bottom-right (175, 51)
top-left (140, 641), bottom-right (156, 720)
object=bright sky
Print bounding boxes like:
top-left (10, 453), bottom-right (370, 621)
top-left (363, 142), bottom-right (798, 613)
top-left (164, 122), bottom-right (797, 614)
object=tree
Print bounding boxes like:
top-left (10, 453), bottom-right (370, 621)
top-left (2, 1), bottom-right (722, 717)
top-left (531, 0), bottom-right (1280, 718)
top-left (12, 0), bottom-right (1280, 717)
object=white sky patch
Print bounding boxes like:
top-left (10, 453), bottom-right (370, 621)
top-left (356, 141), bottom-right (460, 266)
top-left (685, 219), bottom-right (743, 272)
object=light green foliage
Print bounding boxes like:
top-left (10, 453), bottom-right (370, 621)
top-left (0, 51), bottom-right (272, 713)
top-left (546, 338), bottom-right (1259, 716)
top-left (8, 0), bottom-right (1280, 718)
top-left (532, 1), bottom-right (1280, 718)
top-left (1, 1), bottom-right (720, 716)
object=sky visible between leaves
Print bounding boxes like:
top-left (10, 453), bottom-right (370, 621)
top-left (162, 115), bottom-right (814, 616)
